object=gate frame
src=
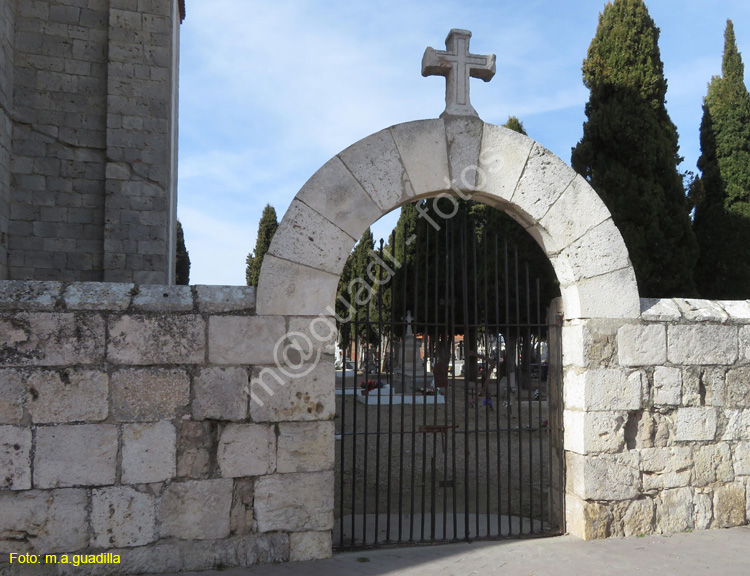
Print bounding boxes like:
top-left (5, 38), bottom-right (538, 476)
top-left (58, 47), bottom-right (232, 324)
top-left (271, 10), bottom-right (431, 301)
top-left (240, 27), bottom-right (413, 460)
top-left (256, 116), bottom-right (641, 542)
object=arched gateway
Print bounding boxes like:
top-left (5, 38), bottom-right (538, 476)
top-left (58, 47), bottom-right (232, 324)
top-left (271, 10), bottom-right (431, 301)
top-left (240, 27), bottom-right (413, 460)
top-left (256, 29), bottom-right (640, 548)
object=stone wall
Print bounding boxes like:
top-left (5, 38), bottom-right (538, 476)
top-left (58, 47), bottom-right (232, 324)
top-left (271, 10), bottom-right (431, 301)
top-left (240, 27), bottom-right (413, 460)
top-left (0, 0), bottom-right (181, 283)
top-left (565, 298), bottom-right (750, 538)
top-left (0, 281), bottom-right (333, 575)
top-left (0, 0), bottom-right (13, 279)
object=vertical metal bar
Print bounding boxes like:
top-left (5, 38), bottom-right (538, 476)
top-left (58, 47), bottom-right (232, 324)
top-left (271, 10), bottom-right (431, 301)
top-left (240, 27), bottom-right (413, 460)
top-left (526, 263), bottom-right (533, 534)
top-left (494, 233), bottom-right (502, 536)
top-left (386, 232), bottom-right (396, 543)
top-left (536, 276), bottom-right (544, 532)
top-left (450, 218), bottom-right (458, 541)
top-left (420, 223), bottom-right (429, 542)
top-left (339, 320), bottom-right (346, 548)
top-left (362, 278), bottom-right (371, 545)
top-left (398, 226), bottom-right (407, 543)
top-left (431, 222), bottom-right (439, 542)
top-left (470, 221), bottom-right (480, 539)
top-left (409, 221), bottom-right (420, 543)
top-left (504, 239), bottom-right (512, 536)
top-left (514, 245), bottom-right (524, 534)
top-left (374, 240), bottom-right (384, 544)
top-left (483, 226), bottom-right (491, 537)
top-left (460, 223), bottom-right (471, 541)
top-left (351, 302), bottom-right (359, 544)
top-left (444, 219), bottom-right (452, 541)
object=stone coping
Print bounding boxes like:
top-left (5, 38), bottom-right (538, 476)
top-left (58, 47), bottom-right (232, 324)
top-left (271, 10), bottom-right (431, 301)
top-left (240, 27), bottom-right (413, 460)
top-left (640, 298), bottom-right (750, 324)
top-left (0, 281), bottom-right (256, 314)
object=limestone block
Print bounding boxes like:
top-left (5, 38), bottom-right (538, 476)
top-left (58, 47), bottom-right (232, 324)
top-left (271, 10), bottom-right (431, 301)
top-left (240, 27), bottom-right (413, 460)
top-left (564, 410), bottom-right (625, 455)
top-left (108, 314), bottom-right (206, 365)
top-left (477, 123), bottom-right (534, 203)
top-left (111, 368), bottom-right (190, 421)
top-left (538, 175), bottom-right (610, 253)
top-left (622, 498), bottom-right (655, 537)
top-left (694, 491), bottom-right (713, 530)
top-left (288, 316), bottom-right (337, 356)
top-left (295, 156), bottom-right (384, 241)
top-left (0, 312), bottom-right (105, 366)
top-left (676, 407), bottom-right (717, 441)
top-left (35, 424), bottom-right (117, 488)
top-left (26, 369), bottom-right (108, 423)
top-left (249, 360), bottom-right (334, 422)
top-left (0, 489), bottom-right (88, 553)
top-left (122, 421), bottom-right (176, 484)
top-left (639, 446), bottom-right (692, 491)
top-left (277, 421), bottom-right (335, 473)
top-left (674, 299), bottom-right (729, 322)
top-left (656, 487), bottom-right (694, 533)
top-left (195, 285), bottom-right (256, 314)
top-left (158, 479), bottom-right (233, 540)
top-left (567, 451), bottom-right (640, 501)
top-left (269, 199), bottom-right (355, 276)
top-left (208, 315), bottom-right (286, 365)
top-left (561, 324), bottom-right (585, 367)
top-left (91, 486), bottom-right (156, 548)
top-left (391, 119), bottom-right (450, 196)
top-left (565, 369), bottom-right (642, 411)
top-left (193, 367), bottom-right (249, 421)
top-left (668, 324), bottom-right (738, 365)
top-left (564, 493), bottom-right (612, 540)
top-left (177, 421), bottom-right (216, 479)
top-left (63, 282), bottom-right (133, 310)
top-left (704, 367), bottom-right (726, 407)
top-left (217, 423), bottom-right (276, 478)
top-left (640, 298), bottom-right (682, 322)
top-left (681, 367), bottom-right (702, 407)
top-left (0, 369), bottom-right (24, 423)
top-left (722, 409), bottom-right (750, 441)
top-left (734, 441), bottom-right (750, 476)
top-left (338, 128), bottom-right (412, 211)
top-left (617, 324), bottom-right (666, 366)
top-left (719, 300), bottom-right (750, 323)
top-left (561, 267), bottom-right (640, 321)
top-left (693, 443), bottom-right (733, 486)
top-left (255, 471), bottom-right (334, 532)
top-left (0, 281), bottom-right (62, 311)
top-left (742, 326), bottom-right (750, 361)
top-left (713, 483), bottom-right (746, 528)
top-left (561, 219), bottom-right (632, 282)
top-left (290, 531), bottom-right (332, 561)
top-left (653, 366), bottom-right (682, 406)
top-left (0, 426), bottom-right (31, 490)
top-left (511, 143), bottom-right (576, 223)
top-left (132, 284), bottom-right (194, 312)
top-left (444, 116), bottom-right (483, 191)
top-left (256, 255), bottom-right (340, 316)
top-left (230, 478), bottom-right (256, 535)
top-left (726, 367), bottom-right (750, 407)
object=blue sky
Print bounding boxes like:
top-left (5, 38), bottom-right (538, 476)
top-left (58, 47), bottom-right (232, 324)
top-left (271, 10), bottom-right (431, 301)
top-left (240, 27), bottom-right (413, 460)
top-left (177, 0), bottom-right (750, 286)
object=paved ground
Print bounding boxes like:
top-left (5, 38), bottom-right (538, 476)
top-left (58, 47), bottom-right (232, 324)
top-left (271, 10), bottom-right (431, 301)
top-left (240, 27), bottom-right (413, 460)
top-left (171, 526), bottom-right (750, 576)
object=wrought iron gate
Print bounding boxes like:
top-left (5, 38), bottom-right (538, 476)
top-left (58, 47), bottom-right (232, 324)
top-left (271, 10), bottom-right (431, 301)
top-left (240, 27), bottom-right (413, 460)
top-left (334, 213), bottom-right (564, 550)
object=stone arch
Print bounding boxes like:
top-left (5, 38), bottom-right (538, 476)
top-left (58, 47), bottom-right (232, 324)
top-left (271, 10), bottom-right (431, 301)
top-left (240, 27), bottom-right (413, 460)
top-left (257, 117), bottom-right (639, 320)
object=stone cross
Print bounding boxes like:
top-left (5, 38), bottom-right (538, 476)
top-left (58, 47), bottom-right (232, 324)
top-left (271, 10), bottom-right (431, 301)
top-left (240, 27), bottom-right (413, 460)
top-left (422, 29), bottom-right (496, 118)
top-left (405, 310), bottom-right (414, 335)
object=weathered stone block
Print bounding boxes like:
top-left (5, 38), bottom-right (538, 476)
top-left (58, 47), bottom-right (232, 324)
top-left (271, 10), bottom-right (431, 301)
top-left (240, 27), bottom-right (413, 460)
top-left (693, 443), bottom-right (733, 487)
top-left (741, 326), bottom-right (750, 361)
top-left (622, 498), bottom-right (654, 537)
top-left (122, 421), bottom-right (176, 484)
top-left (640, 298), bottom-right (681, 322)
top-left (91, 486), bottom-right (156, 548)
top-left (734, 441), bottom-right (750, 476)
top-left (35, 424), bottom-right (118, 488)
top-left (108, 314), bottom-right (206, 364)
top-left (195, 284), bottom-right (256, 314)
top-left (391, 119), bottom-right (449, 197)
top-left (564, 493), bottom-right (612, 540)
top-left (653, 366), bottom-right (682, 406)
top-left (288, 316), bottom-right (338, 357)
top-left (193, 367), bottom-right (249, 421)
top-left (290, 531), bottom-right (332, 561)
top-left (561, 267), bottom-right (640, 321)
top-left (269, 199), bottom-right (355, 276)
top-left (111, 367), bottom-right (189, 421)
top-left (719, 300), bottom-right (750, 322)
top-left (26, 369), bottom-right (108, 423)
top-left (617, 324), bottom-right (666, 366)
top-left (674, 299), bottom-right (729, 322)
top-left (675, 407), bottom-right (717, 441)
top-left (338, 128), bottom-right (411, 211)
top-left (726, 367), bottom-right (750, 408)
top-left (639, 446), bottom-right (692, 492)
top-left (0, 426), bottom-right (31, 490)
top-left (294, 155), bottom-right (384, 242)
top-left (713, 483), bottom-right (746, 528)
top-left (177, 421), bottom-right (216, 479)
top-left (63, 282), bottom-right (133, 310)
top-left (255, 471), bottom-right (335, 532)
top-left (722, 409), bottom-right (750, 441)
top-left (208, 315), bottom-right (286, 365)
top-left (564, 410), bottom-right (625, 455)
top-left (668, 325), bottom-right (738, 365)
top-left (656, 487), bottom-right (694, 533)
top-left (132, 284), bottom-right (193, 311)
top-left (277, 421), bottom-right (335, 473)
top-left (217, 423), bottom-right (276, 478)
top-left (565, 369), bottom-right (642, 411)
top-left (0, 369), bottom-right (24, 423)
top-left (249, 360), bottom-right (335, 423)
top-left (694, 491), bottom-right (713, 530)
top-left (444, 116), bottom-right (483, 191)
top-left (0, 312), bottom-right (105, 366)
top-left (230, 478), bottom-right (256, 535)
top-left (561, 219), bottom-right (631, 282)
top-left (0, 489), bottom-right (88, 553)
top-left (158, 479), bottom-right (233, 540)
top-left (566, 451), bottom-right (640, 501)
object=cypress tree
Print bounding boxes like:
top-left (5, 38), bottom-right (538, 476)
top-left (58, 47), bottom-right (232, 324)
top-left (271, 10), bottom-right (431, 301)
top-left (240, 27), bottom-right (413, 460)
top-left (571, 0), bottom-right (698, 296)
top-left (503, 115), bottom-right (527, 135)
top-left (245, 204), bottom-right (278, 286)
top-left (693, 20), bottom-right (750, 298)
top-left (175, 220), bottom-right (190, 285)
